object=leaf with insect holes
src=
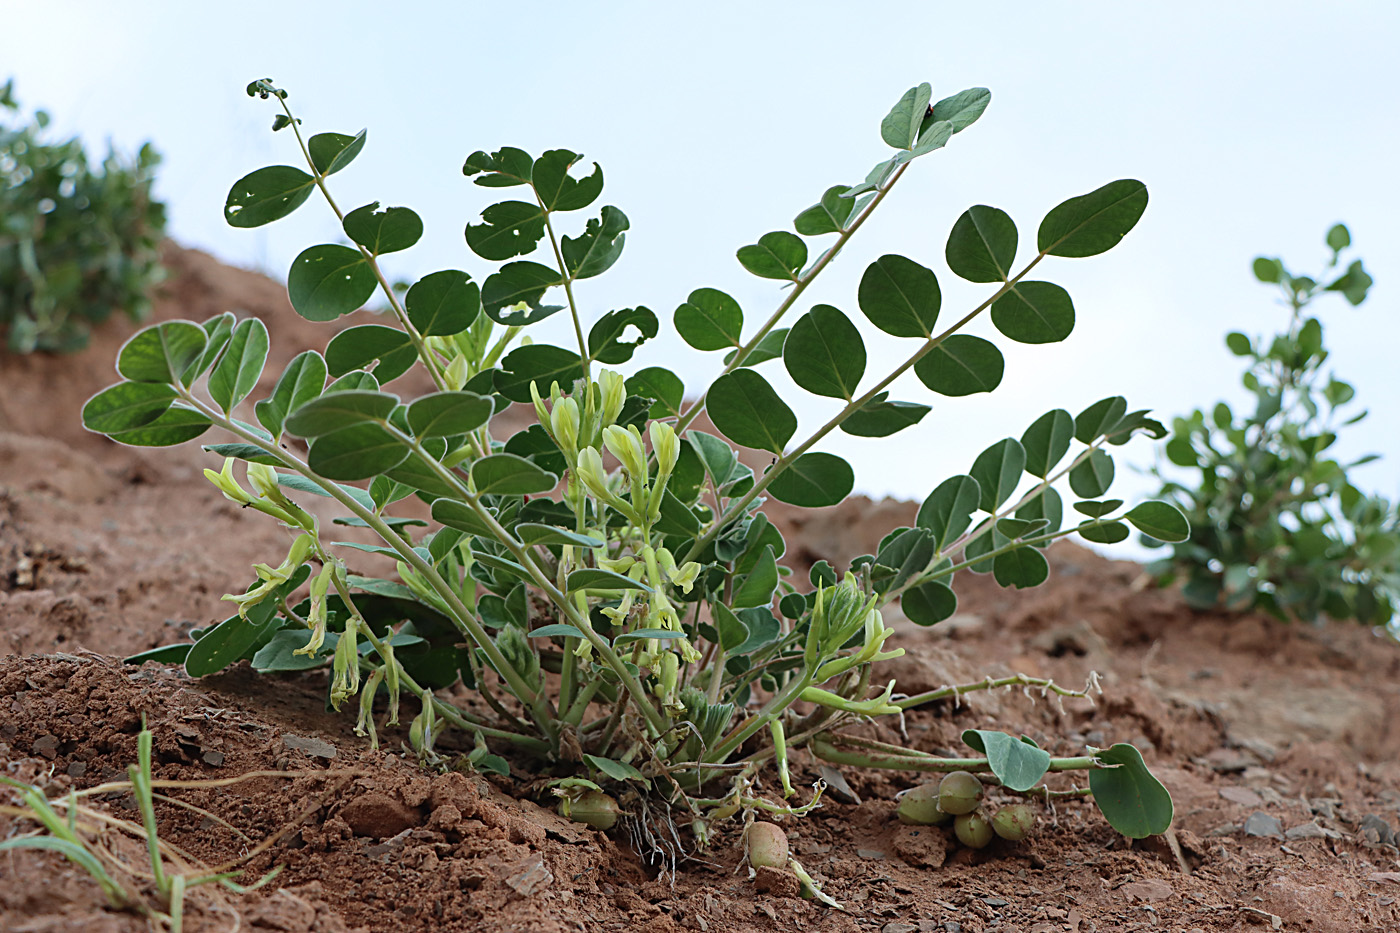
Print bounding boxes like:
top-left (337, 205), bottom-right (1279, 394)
top-left (308, 130), bottom-right (366, 176)
top-left (465, 200), bottom-right (546, 261)
top-left (406, 270), bottom-right (480, 337)
top-left (224, 166), bottom-right (315, 228)
top-left (344, 202), bottom-right (423, 254)
top-left (288, 245), bottom-right (377, 322)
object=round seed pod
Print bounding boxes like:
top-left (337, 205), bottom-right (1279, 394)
top-left (896, 783), bottom-right (953, 826)
top-left (559, 790), bottom-right (621, 830)
top-left (746, 821), bottom-right (790, 869)
top-left (954, 811), bottom-right (995, 849)
top-left (937, 771), bottom-right (984, 816)
top-left (992, 804), bottom-right (1036, 842)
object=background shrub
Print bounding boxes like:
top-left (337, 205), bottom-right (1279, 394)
top-left (0, 79), bottom-right (166, 353)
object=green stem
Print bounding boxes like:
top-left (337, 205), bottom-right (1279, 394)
top-left (809, 734), bottom-right (1099, 774)
top-left (895, 672), bottom-right (1097, 712)
top-left (538, 199), bottom-right (590, 384)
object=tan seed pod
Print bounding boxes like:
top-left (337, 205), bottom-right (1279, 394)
top-left (938, 770), bottom-right (984, 816)
top-left (559, 789), bottom-right (621, 830)
top-left (896, 782), bottom-right (953, 825)
top-left (746, 821), bottom-right (790, 869)
top-left (992, 803), bottom-right (1036, 841)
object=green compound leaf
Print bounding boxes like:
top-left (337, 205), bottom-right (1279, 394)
top-left (1124, 501), bottom-right (1190, 543)
top-left (724, 327), bottom-right (789, 368)
top-left (1074, 396), bottom-right (1128, 443)
top-left (308, 129), bottom-right (366, 176)
top-left (256, 350), bottom-right (327, 439)
top-left (589, 306), bottom-right (658, 364)
top-left (1069, 448), bottom-right (1115, 498)
top-left (767, 452), bottom-right (854, 508)
top-left (783, 304), bottom-right (865, 400)
top-left (325, 325), bottom-right (416, 385)
top-left (902, 581), bottom-right (957, 626)
top-left (993, 546), bottom-right (1050, 589)
top-left (471, 453), bottom-right (558, 495)
top-left (962, 730), bottom-right (1051, 792)
top-left (464, 200), bottom-right (546, 261)
top-left (914, 334), bottom-right (1003, 396)
top-left (737, 231), bottom-right (807, 280)
top-left (708, 370), bottom-right (796, 454)
top-left (732, 545), bottom-right (778, 609)
top-left (1090, 744), bottom-right (1173, 838)
top-left (284, 389), bottom-right (398, 438)
top-left (532, 149), bottom-right (603, 212)
top-left (224, 165), bottom-right (315, 228)
top-left (278, 472), bottom-right (375, 511)
top-left (1017, 487), bottom-right (1064, 543)
top-left (794, 185), bottom-right (855, 235)
top-left (481, 261), bottom-right (563, 323)
top-left (208, 317), bottom-right (269, 413)
top-left (1079, 519), bottom-right (1129, 545)
top-left (308, 423), bottom-right (410, 480)
top-left (462, 146), bottom-right (533, 187)
top-left (991, 281), bottom-right (1075, 344)
top-left (406, 270), bottom-right (481, 337)
top-left (970, 438), bottom-right (1026, 512)
top-left (627, 367), bottom-right (683, 419)
top-left (1021, 409), bottom-right (1074, 478)
top-left (344, 202), bottom-right (423, 255)
top-left (516, 523), bottom-right (605, 549)
top-left (431, 498), bottom-right (496, 537)
top-left (562, 205), bottom-right (629, 279)
top-left (675, 287), bottom-right (744, 351)
top-left (711, 603), bottom-right (750, 652)
top-left (186, 312), bottom-right (236, 385)
top-left (287, 244), bottom-right (377, 322)
top-left (566, 568), bottom-right (652, 593)
top-left (203, 443), bottom-right (282, 466)
top-left (858, 254), bottom-right (941, 338)
top-left (495, 344), bottom-right (583, 404)
top-left (927, 87), bottom-right (991, 134)
top-left (117, 321), bottom-right (208, 384)
top-left (839, 393), bottom-right (930, 438)
top-left (916, 474), bottom-right (981, 551)
top-left (945, 205), bottom-right (1017, 283)
top-left (106, 404), bottom-right (211, 447)
top-left (881, 82), bottom-right (933, 149)
top-left (407, 391), bottom-right (494, 438)
top-left (1072, 498), bottom-right (1123, 519)
top-left (1038, 179), bottom-right (1148, 258)
top-left (82, 381), bottom-right (177, 434)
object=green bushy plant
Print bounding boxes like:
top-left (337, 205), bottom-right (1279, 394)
top-left (1148, 225), bottom-right (1397, 626)
top-left (0, 79), bottom-right (166, 353)
top-left (88, 78), bottom-right (1185, 844)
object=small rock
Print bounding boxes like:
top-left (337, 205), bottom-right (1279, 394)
top-left (983, 897), bottom-right (1008, 907)
top-left (202, 750), bottom-right (224, 767)
top-left (66, 761), bottom-right (86, 777)
top-left (1368, 872), bottom-right (1400, 884)
top-left (1203, 748), bottom-right (1255, 773)
top-left (31, 734), bottom-right (59, 759)
top-left (1219, 786), bottom-right (1264, 807)
top-left (1359, 814), bottom-right (1396, 846)
top-left (504, 852), bottom-right (553, 898)
top-left (882, 924), bottom-right (918, 933)
top-left (1242, 811), bottom-right (1283, 838)
top-left (1284, 822), bottom-right (1338, 841)
top-left (282, 733), bottom-right (336, 759)
top-left (1120, 879), bottom-right (1173, 902)
top-left (856, 847), bottom-right (887, 860)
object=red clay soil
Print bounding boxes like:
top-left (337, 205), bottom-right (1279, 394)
top-left (3, 245), bottom-right (1400, 932)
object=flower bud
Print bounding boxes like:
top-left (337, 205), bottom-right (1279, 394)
top-left (330, 618), bottom-right (361, 710)
top-left (204, 458), bottom-right (254, 506)
top-left (649, 421), bottom-right (680, 477)
top-left (598, 369), bottom-right (627, 427)
top-left (603, 424), bottom-right (647, 482)
top-left (551, 396), bottom-right (581, 460)
top-left (575, 446), bottom-right (611, 500)
top-left (444, 353), bottom-right (469, 391)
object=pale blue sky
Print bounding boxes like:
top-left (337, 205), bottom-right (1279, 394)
top-left (4, 2), bottom-right (1397, 557)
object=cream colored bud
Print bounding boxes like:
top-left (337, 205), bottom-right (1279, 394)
top-left (444, 354), bottom-right (469, 391)
top-left (575, 446), bottom-right (611, 499)
top-left (245, 462), bottom-right (281, 500)
top-left (603, 424), bottom-right (647, 481)
top-left (598, 369), bottom-right (627, 427)
top-left (551, 396), bottom-right (581, 459)
top-left (649, 421), bottom-right (679, 477)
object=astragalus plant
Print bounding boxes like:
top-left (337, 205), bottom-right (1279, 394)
top-left (87, 79), bottom-right (1184, 844)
